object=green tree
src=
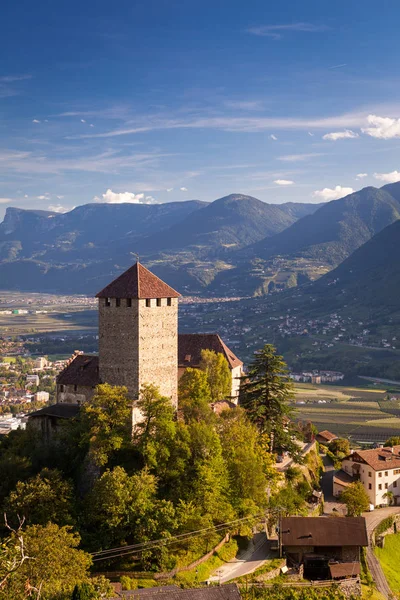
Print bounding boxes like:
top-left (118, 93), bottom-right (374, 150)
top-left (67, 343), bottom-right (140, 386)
top-left (80, 383), bottom-right (132, 467)
top-left (134, 384), bottom-right (177, 478)
top-left (4, 468), bottom-right (75, 528)
top-left (384, 436), bottom-right (400, 447)
top-left (383, 490), bottom-right (394, 506)
top-left (341, 481), bottom-right (370, 516)
top-left (0, 523), bottom-right (92, 600)
top-left (240, 344), bottom-right (299, 458)
top-left (199, 349), bottom-right (231, 402)
top-left (218, 408), bottom-right (268, 516)
top-left (72, 577), bottom-right (113, 600)
top-left (178, 368), bottom-right (212, 422)
top-left (329, 438), bottom-right (350, 457)
top-left (84, 466), bottom-right (176, 554)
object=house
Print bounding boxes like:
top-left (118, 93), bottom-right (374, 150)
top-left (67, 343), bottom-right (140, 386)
top-left (28, 262), bottom-right (243, 432)
top-left (27, 404), bottom-right (80, 440)
top-left (280, 516), bottom-right (368, 580)
top-left (334, 445), bottom-right (400, 507)
top-left (26, 374), bottom-right (40, 387)
top-left (178, 333), bottom-right (243, 401)
top-left (316, 430), bottom-right (338, 444)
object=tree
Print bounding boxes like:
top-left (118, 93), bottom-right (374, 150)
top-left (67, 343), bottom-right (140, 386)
top-left (240, 344), bottom-right (299, 458)
top-left (384, 436), bottom-right (400, 447)
top-left (329, 438), bottom-right (350, 457)
top-left (218, 408), bottom-right (268, 516)
top-left (341, 481), bottom-right (370, 516)
top-left (0, 523), bottom-right (92, 600)
top-left (383, 490), bottom-right (394, 506)
top-left (4, 468), bottom-right (75, 528)
top-left (134, 384), bottom-right (177, 478)
top-left (199, 349), bottom-right (231, 402)
top-left (178, 368), bottom-right (212, 422)
top-left (80, 384), bottom-right (132, 467)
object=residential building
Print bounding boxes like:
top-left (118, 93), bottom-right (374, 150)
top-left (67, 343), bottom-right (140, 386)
top-left (334, 445), bottom-right (400, 507)
top-left (34, 391), bottom-right (50, 403)
top-left (280, 516), bottom-right (368, 580)
top-left (26, 374), bottom-right (39, 387)
top-left (34, 357), bottom-right (48, 370)
top-left (316, 430), bottom-right (338, 444)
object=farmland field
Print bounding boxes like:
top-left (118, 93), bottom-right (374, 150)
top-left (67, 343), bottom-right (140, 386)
top-left (294, 401), bottom-right (400, 444)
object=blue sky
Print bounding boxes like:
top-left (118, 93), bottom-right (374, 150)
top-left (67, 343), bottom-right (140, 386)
top-left (2, 0), bottom-right (400, 218)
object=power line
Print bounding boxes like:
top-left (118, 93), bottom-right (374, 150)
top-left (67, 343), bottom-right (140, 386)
top-left (91, 512), bottom-right (269, 562)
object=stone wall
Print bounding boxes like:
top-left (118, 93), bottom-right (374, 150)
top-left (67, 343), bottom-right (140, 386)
top-left (57, 384), bottom-right (93, 404)
top-left (98, 297), bottom-right (140, 397)
top-left (98, 296), bottom-right (178, 407)
top-left (137, 297), bottom-right (178, 408)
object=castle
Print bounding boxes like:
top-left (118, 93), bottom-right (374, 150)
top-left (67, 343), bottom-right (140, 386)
top-left (29, 262), bottom-right (242, 433)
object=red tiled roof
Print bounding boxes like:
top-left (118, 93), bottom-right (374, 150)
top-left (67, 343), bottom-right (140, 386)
top-left (178, 334), bottom-right (242, 370)
top-left (57, 354), bottom-right (100, 387)
top-left (348, 446), bottom-right (400, 471)
top-left (317, 430), bottom-right (338, 442)
top-left (96, 262), bottom-right (180, 299)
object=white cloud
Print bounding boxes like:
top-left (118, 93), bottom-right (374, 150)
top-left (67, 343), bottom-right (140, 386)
top-left (323, 129), bottom-right (359, 141)
top-left (48, 204), bottom-right (69, 213)
top-left (180, 187), bottom-right (188, 191)
top-left (0, 74), bottom-right (32, 83)
top-left (274, 179), bottom-right (294, 186)
top-left (278, 152), bottom-right (323, 162)
top-left (56, 195), bottom-right (64, 200)
top-left (356, 173), bottom-right (368, 178)
top-left (94, 188), bottom-right (157, 204)
top-left (32, 119), bottom-right (40, 124)
top-left (0, 197), bottom-right (12, 204)
top-left (374, 170), bottom-right (400, 183)
top-left (36, 194), bottom-right (50, 200)
top-left (81, 119), bottom-right (86, 123)
top-left (270, 134), bottom-right (278, 140)
top-left (313, 185), bottom-right (354, 201)
top-left (362, 114), bottom-right (400, 139)
top-left (247, 23), bottom-right (328, 39)
top-left (166, 188), bottom-right (174, 192)
top-left (89, 124), bottom-right (94, 127)
top-left (308, 132), bottom-right (314, 136)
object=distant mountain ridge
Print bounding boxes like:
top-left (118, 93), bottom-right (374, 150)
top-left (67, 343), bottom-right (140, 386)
top-left (0, 194), bottom-right (321, 294)
top-left (210, 185), bottom-right (400, 296)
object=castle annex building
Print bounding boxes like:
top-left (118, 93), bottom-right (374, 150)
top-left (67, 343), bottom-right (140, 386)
top-left (31, 262), bottom-right (242, 432)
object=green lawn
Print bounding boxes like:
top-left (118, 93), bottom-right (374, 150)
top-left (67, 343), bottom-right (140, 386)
top-left (375, 533), bottom-right (400, 595)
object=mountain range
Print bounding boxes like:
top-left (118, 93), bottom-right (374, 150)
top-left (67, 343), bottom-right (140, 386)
top-left (0, 184), bottom-right (399, 296)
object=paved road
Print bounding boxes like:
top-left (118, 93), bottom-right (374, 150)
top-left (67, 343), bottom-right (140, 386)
top-left (208, 533), bottom-right (274, 584)
top-left (364, 507), bottom-right (400, 599)
top-left (320, 454), bottom-right (346, 515)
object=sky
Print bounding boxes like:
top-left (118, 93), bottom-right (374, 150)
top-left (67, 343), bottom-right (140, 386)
top-left (2, 0), bottom-right (400, 219)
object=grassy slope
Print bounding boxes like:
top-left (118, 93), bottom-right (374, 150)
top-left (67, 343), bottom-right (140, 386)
top-left (375, 533), bottom-right (400, 595)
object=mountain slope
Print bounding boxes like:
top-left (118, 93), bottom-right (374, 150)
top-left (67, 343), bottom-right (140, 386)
top-left (210, 185), bottom-right (400, 296)
top-left (0, 194), bottom-right (322, 294)
top-left (136, 194), bottom-right (302, 255)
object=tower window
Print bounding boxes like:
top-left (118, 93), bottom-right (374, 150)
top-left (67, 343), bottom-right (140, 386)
top-left (146, 299), bottom-right (151, 307)
top-left (116, 298), bottom-right (121, 307)
top-left (105, 298), bottom-right (111, 307)
top-left (127, 298), bottom-right (132, 308)
top-left (167, 298), bottom-right (172, 306)
top-left (157, 298), bottom-right (162, 307)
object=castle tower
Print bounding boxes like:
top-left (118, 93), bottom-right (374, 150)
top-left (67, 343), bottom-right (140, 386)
top-left (96, 262), bottom-right (180, 407)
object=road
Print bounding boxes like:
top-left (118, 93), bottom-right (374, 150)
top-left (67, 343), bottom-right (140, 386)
top-left (207, 533), bottom-right (274, 584)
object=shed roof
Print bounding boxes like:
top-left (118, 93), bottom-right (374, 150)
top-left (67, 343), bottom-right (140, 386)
top-left (96, 262), bottom-right (180, 299)
top-left (333, 470), bottom-right (354, 487)
top-left (27, 403), bottom-right (80, 419)
top-left (178, 334), bottom-right (242, 370)
top-left (329, 562), bottom-right (361, 579)
top-left (117, 584), bottom-right (241, 599)
top-left (281, 517), bottom-right (368, 548)
top-left (57, 354), bottom-right (100, 387)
